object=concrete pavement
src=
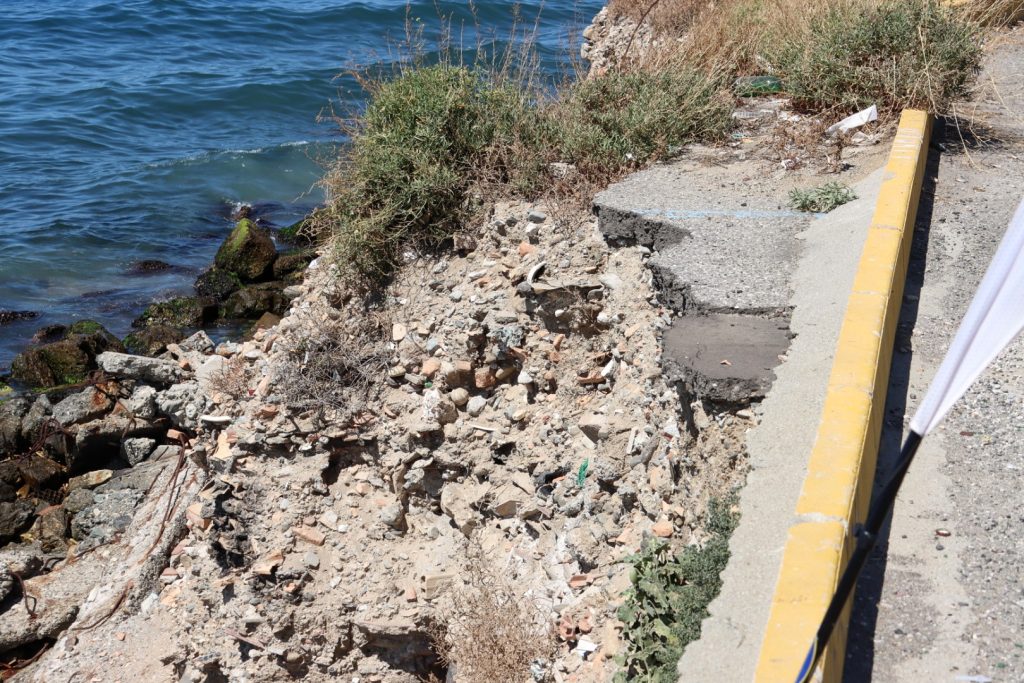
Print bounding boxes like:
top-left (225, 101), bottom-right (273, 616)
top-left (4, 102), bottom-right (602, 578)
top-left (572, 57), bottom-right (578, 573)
top-left (845, 28), bottom-right (1024, 682)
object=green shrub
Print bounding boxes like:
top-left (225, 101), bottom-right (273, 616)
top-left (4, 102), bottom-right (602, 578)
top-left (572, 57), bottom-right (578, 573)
top-left (552, 67), bottom-right (733, 180)
top-left (789, 181), bottom-right (857, 212)
top-left (773, 0), bottom-right (981, 113)
top-left (325, 60), bottom-right (732, 283)
top-left (327, 64), bottom-right (538, 280)
top-left (615, 498), bottom-right (739, 683)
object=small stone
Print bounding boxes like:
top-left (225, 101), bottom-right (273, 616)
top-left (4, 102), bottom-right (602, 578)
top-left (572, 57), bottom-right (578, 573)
top-left (303, 551), bottom-right (320, 569)
top-left (466, 396), bottom-right (487, 416)
top-left (527, 210), bottom-right (546, 223)
top-left (517, 370), bottom-right (533, 385)
top-left (293, 525), bottom-right (326, 546)
top-left (652, 519), bottom-right (674, 538)
top-left (495, 366), bottom-right (516, 381)
top-left (67, 469), bottom-right (113, 491)
top-left (599, 273), bottom-right (624, 291)
top-left (392, 323), bottom-right (407, 342)
top-left (123, 437), bottom-right (156, 466)
top-left (474, 367), bottom-right (497, 389)
top-left (449, 290), bottom-right (463, 302)
top-left (389, 364), bottom-right (406, 379)
top-left (578, 413), bottom-right (608, 442)
top-left (421, 358), bottom-right (441, 378)
top-left (450, 388), bottom-right (469, 406)
top-left (379, 504), bottom-right (405, 529)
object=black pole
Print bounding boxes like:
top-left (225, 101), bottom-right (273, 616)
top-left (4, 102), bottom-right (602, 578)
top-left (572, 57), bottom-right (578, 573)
top-left (795, 430), bottom-right (924, 683)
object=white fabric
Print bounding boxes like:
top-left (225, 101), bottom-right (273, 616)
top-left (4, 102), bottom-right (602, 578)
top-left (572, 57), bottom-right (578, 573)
top-left (911, 198), bottom-right (1024, 435)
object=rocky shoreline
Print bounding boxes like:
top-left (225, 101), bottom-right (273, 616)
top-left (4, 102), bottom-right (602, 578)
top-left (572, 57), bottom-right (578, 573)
top-left (0, 212), bottom-right (315, 567)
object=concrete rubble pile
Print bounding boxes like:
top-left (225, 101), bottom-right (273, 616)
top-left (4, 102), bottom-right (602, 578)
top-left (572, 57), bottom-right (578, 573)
top-left (2, 200), bottom-right (752, 683)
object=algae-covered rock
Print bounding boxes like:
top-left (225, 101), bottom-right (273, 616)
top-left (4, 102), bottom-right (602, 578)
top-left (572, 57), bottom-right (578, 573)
top-left (272, 249), bottom-right (315, 281)
top-left (221, 282), bottom-right (287, 320)
top-left (194, 267), bottom-right (242, 300)
top-left (215, 218), bottom-right (277, 282)
top-left (11, 321), bottom-right (123, 388)
top-left (133, 296), bottom-right (218, 329)
top-left (123, 324), bottom-right (183, 356)
top-left (278, 216), bottom-right (317, 246)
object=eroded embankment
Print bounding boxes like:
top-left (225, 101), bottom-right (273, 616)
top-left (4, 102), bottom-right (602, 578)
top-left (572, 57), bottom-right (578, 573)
top-left (2, 194), bottom-right (755, 682)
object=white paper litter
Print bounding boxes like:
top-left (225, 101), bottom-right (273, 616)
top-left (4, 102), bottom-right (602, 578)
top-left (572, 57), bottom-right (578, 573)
top-left (826, 104), bottom-right (878, 135)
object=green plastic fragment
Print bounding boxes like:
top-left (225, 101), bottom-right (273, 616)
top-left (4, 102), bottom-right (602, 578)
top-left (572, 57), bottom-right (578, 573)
top-left (734, 75), bottom-right (783, 96)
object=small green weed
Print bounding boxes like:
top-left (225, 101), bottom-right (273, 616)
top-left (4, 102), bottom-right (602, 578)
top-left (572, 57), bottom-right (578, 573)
top-left (789, 181), bottom-right (857, 213)
top-left (615, 498), bottom-right (739, 683)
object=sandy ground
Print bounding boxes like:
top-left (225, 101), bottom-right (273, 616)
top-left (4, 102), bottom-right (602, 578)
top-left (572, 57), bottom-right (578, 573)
top-left (845, 25), bottom-right (1024, 683)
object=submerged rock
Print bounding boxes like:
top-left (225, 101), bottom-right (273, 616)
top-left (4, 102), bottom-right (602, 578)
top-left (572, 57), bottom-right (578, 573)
top-left (11, 321), bottom-right (123, 388)
top-left (0, 310), bottom-right (39, 326)
top-left (215, 218), bottom-right (277, 282)
top-left (133, 296), bottom-right (218, 329)
top-left (126, 259), bottom-right (176, 275)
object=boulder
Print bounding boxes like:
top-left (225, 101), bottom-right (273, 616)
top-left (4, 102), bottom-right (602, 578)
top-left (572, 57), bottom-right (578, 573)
top-left (133, 296), bottom-right (218, 329)
top-left (123, 324), bottom-right (183, 356)
top-left (215, 218), bottom-right (277, 282)
top-left (126, 259), bottom-right (175, 275)
top-left (221, 282), bottom-right (287, 319)
top-left (272, 249), bottom-right (315, 281)
top-left (0, 500), bottom-right (34, 541)
top-left (97, 351), bottom-right (186, 384)
top-left (0, 397), bottom-right (32, 454)
top-left (194, 267), bottom-right (242, 300)
top-left (11, 321), bottom-right (123, 388)
top-left (52, 386), bottom-right (113, 426)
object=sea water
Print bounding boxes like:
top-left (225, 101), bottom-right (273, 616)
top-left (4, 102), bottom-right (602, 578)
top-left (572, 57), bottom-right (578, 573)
top-left (0, 0), bottom-right (598, 368)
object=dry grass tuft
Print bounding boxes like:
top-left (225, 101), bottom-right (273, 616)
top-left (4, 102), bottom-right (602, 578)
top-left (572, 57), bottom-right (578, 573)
top-left (272, 312), bottom-right (389, 422)
top-left (431, 547), bottom-right (556, 682)
top-left (208, 356), bottom-right (252, 401)
top-left (957, 0), bottom-right (1024, 26)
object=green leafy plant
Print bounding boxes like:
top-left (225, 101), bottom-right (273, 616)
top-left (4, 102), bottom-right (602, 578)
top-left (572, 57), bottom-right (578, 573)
top-left (789, 181), bottom-right (857, 212)
top-left (615, 497), bottom-right (739, 683)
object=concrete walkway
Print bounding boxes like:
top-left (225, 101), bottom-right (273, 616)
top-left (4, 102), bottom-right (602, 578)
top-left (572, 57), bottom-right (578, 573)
top-left (594, 140), bottom-right (889, 680)
top-left (675, 167), bottom-right (886, 683)
top-left (845, 29), bottom-right (1024, 682)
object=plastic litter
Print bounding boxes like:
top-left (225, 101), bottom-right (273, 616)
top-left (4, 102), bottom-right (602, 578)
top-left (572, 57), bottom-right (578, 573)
top-left (826, 104), bottom-right (878, 135)
top-left (734, 75), bottom-right (782, 96)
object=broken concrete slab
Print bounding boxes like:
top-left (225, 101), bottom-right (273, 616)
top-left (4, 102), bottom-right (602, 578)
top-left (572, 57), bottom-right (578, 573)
top-left (595, 157), bottom-right (811, 312)
top-left (663, 313), bottom-right (791, 404)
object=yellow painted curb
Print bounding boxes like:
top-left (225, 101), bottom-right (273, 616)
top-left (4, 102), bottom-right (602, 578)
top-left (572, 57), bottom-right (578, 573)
top-left (754, 109), bottom-right (933, 683)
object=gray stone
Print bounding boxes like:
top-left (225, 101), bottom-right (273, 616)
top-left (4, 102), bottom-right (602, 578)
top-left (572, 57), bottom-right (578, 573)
top-left (97, 351), bottom-right (186, 384)
top-left (155, 381), bottom-right (205, 428)
top-left (527, 210), bottom-right (547, 223)
top-left (466, 396), bottom-right (487, 417)
top-left (123, 437), bottom-right (156, 466)
top-left (179, 330), bottom-right (215, 354)
top-left (52, 387), bottom-right (112, 426)
top-left (125, 384), bottom-right (157, 419)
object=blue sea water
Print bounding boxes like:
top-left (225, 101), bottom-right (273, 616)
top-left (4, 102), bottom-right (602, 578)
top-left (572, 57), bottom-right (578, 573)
top-left (0, 0), bottom-right (599, 369)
